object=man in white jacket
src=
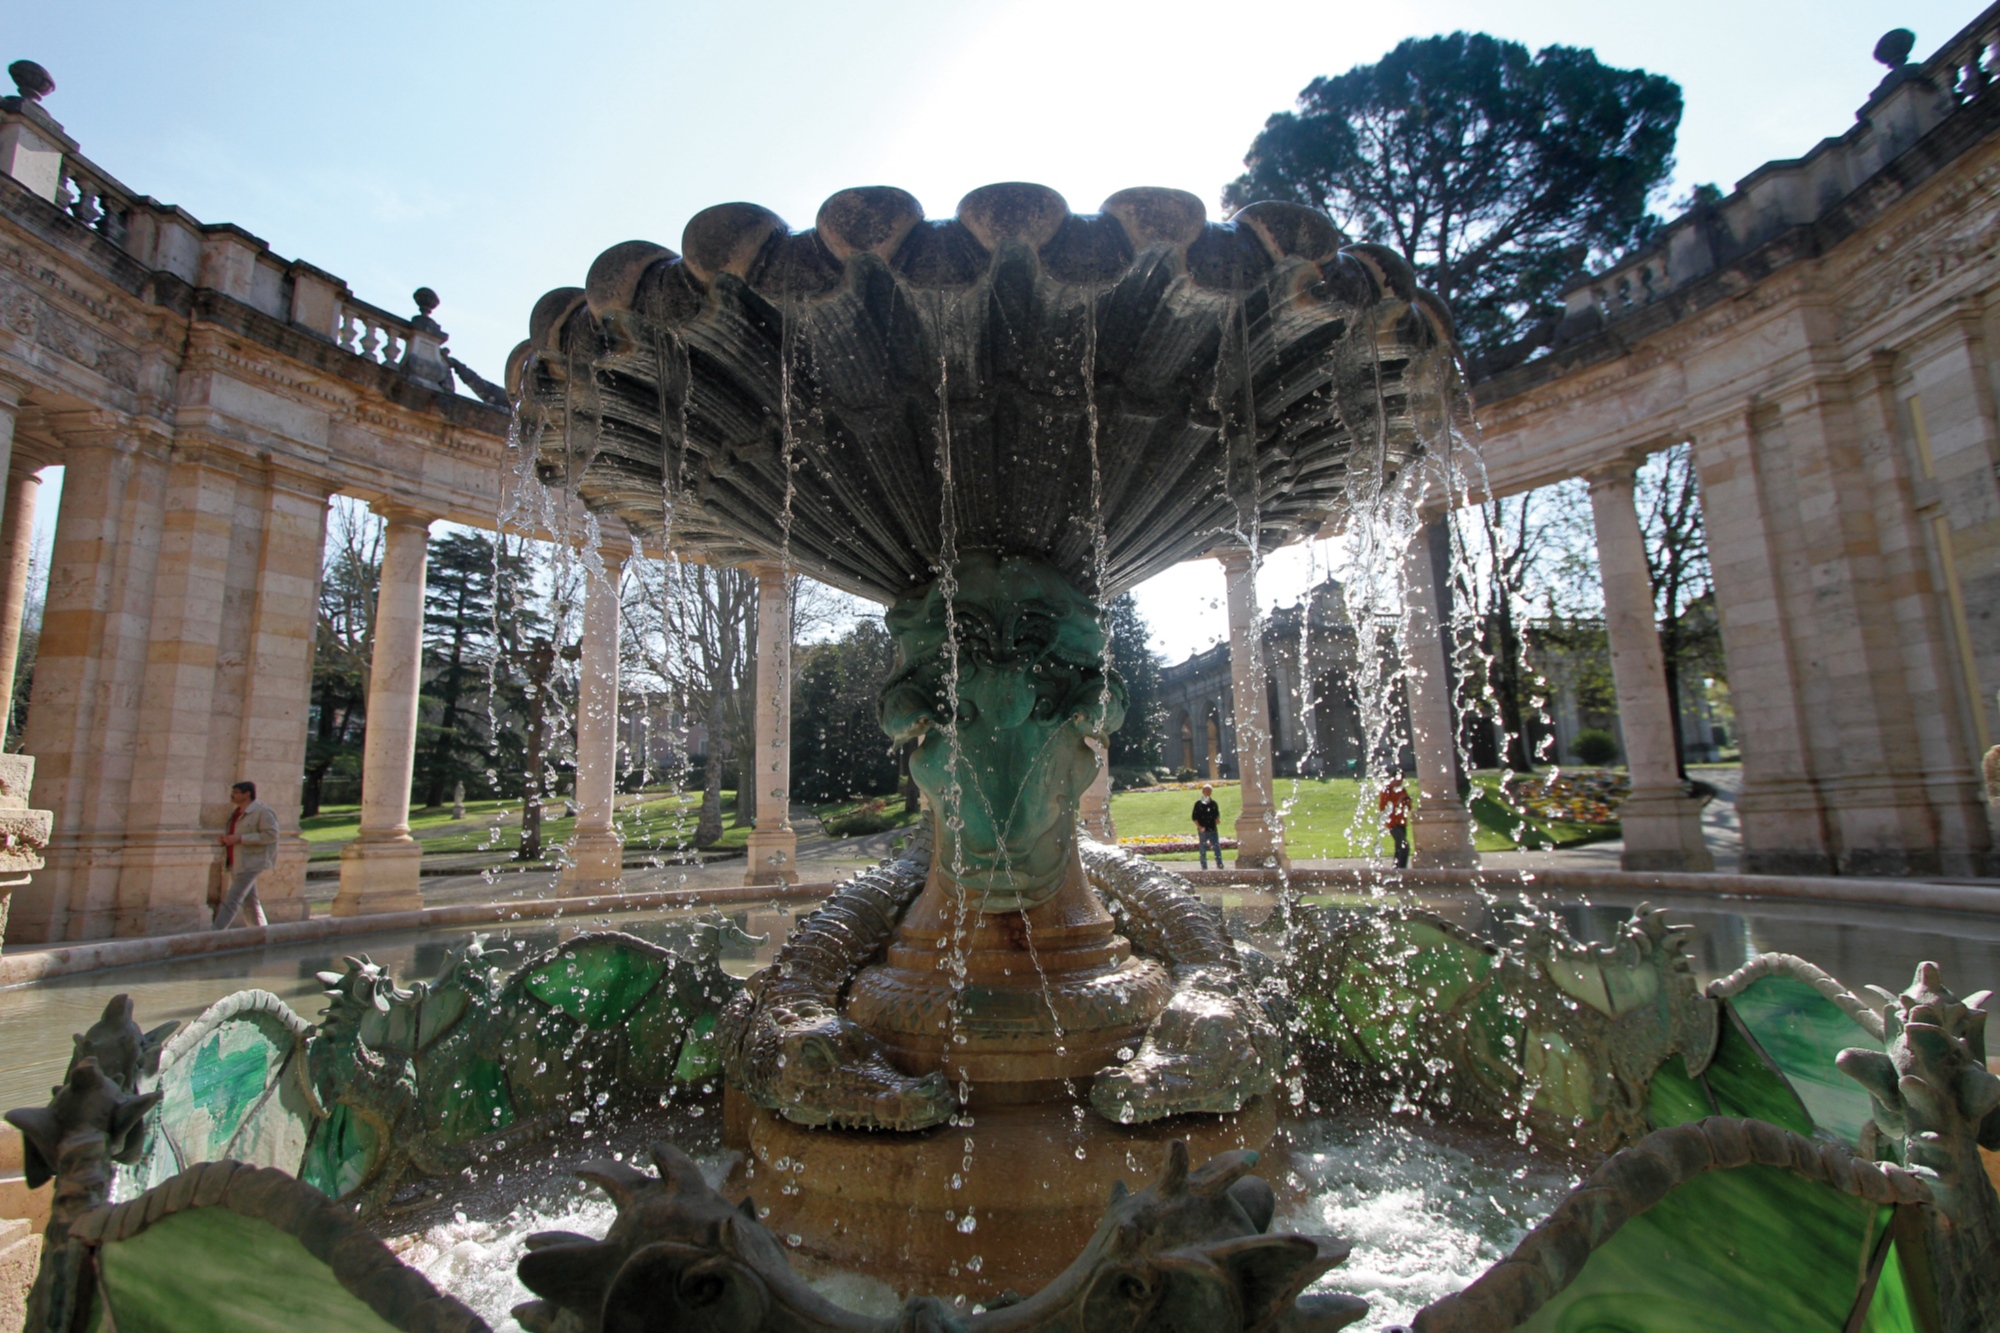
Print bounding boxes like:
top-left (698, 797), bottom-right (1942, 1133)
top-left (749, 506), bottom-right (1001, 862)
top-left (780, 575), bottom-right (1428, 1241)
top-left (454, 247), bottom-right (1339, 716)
top-left (214, 780), bottom-right (278, 929)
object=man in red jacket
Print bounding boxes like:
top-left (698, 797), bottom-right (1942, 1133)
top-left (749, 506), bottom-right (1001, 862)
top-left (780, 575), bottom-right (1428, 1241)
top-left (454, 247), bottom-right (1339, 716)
top-left (1379, 774), bottom-right (1412, 869)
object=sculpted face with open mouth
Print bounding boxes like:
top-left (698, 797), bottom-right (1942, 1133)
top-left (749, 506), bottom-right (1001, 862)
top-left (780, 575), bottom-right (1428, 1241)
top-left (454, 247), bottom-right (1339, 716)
top-left (879, 550), bottom-right (1126, 914)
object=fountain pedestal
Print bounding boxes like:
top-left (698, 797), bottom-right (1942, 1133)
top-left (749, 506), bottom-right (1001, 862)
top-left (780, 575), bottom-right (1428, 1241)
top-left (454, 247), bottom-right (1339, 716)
top-left (844, 867), bottom-right (1173, 1103)
top-left (725, 1093), bottom-right (1277, 1299)
top-left (723, 861), bottom-right (1278, 1296)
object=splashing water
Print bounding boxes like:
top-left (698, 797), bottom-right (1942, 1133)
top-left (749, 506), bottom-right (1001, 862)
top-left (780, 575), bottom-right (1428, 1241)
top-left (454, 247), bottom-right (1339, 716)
top-left (1282, 1111), bottom-right (1576, 1331)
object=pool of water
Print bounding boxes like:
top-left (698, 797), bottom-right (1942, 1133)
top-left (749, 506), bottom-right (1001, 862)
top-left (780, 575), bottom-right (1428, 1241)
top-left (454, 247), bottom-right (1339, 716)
top-left (7, 886), bottom-right (1997, 1112)
top-left (7, 883), bottom-right (1995, 1331)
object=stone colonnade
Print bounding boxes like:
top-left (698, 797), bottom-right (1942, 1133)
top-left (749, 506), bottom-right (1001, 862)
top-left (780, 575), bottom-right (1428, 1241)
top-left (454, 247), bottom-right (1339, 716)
top-left (13, 407), bottom-right (332, 939)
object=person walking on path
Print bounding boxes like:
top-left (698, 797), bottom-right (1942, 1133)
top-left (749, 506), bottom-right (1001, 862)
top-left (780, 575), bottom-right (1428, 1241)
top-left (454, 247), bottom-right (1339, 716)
top-left (214, 780), bottom-right (277, 929)
top-left (1379, 774), bottom-right (1412, 869)
top-left (1191, 783), bottom-right (1223, 870)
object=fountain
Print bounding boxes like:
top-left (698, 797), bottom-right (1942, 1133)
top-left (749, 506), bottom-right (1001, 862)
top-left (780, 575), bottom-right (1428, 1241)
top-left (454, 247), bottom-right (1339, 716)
top-left (510, 181), bottom-right (1450, 1295)
top-left (6, 182), bottom-right (1999, 1333)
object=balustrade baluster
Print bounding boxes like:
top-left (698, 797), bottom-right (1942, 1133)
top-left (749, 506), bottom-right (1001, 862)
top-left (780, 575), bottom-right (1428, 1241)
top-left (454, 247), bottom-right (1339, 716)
top-left (381, 332), bottom-right (403, 366)
top-left (359, 320), bottom-right (384, 363)
top-left (337, 312), bottom-right (359, 353)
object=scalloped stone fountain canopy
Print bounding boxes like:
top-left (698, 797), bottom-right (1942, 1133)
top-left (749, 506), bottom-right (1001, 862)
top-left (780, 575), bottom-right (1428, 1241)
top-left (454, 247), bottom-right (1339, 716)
top-left (512, 183), bottom-right (1457, 603)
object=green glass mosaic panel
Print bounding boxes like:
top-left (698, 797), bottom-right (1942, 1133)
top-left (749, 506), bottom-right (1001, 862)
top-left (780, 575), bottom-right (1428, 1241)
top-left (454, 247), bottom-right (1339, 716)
top-left (299, 1102), bottom-right (376, 1200)
top-left (1727, 977), bottom-right (1880, 1146)
top-left (1646, 1055), bottom-right (1715, 1129)
top-left (424, 1051), bottom-right (514, 1146)
top-left (623, 980), bottom-right (693, 1085)
top-left (97, 1206), bottom-right (401, 1333)
top-left (524, 941), bottom-right (668, 1026)
top-left (673, 1012), bottom-right (721, 1083)
top-left (1327, 921), bottom-right (1494, 1065)
top-left (1860, 1240), bottom-right (1924, 1333)
top-left (1517, 1164), bottom-right (1889, 1333)
top-left (1702, 1008), bottom-right (1814, 1137)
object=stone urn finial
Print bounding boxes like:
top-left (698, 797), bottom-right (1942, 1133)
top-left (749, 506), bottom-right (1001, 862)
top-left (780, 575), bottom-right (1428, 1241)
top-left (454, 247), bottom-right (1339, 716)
top-left (409, 287), bottom-right (443, 338)
top-left (7, 61), bottom-right (52, 104)
top-left (1874, 28), bottom-right (1917, 69)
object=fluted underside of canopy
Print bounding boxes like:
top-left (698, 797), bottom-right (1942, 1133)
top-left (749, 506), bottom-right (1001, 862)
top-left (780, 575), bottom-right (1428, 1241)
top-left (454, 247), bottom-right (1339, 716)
top-left (512, 184), bottom-right (1455, 604)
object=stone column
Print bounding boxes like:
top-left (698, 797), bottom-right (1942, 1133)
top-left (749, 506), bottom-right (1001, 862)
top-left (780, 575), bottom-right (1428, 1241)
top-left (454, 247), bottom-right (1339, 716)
top-left (1398, 519), bottom-right (1478, 867)
top-left (743, 562), bottom-right (798, 885)
top-left (1079, 737), bottom-right (1115, 842)
top-left (560, 548), bottom-right (627, 894)
top-left (0, 462), bottom-right (37, 742)
top-left (333, 507), bottom-right (432, 915)
top-left (17, 415), bottom-right (172, 943)
top-left (230, 470), bottom-right (333, 923)
top-left (1587, 464), bottom-right (1713, 872)
top-left (1218, 550), bottom-right (1285, 868)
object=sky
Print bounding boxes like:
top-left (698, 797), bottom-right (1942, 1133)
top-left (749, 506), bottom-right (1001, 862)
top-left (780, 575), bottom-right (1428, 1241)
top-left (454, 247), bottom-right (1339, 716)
top-left (9, 0), bottom-right (1983, 658)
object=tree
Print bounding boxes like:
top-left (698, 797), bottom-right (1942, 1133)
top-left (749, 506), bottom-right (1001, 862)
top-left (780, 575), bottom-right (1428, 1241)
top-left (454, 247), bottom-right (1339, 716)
top-left (303, 501), bottom-right (381, 816)
top-left (416, 532), bottom-right (523, 809)
top-left (1637, 442), bottom-right (1723, 775)
top-left (622, 560), bottom-right (756, 847)
top-left (1104, 594), bottom-right (1165, 771)
top-left (791, 618), bottom-right (900, 804)
top-left (1452, 483), bottom-right (1595, 772)
top-left (489, 533), bottom-right (567, 855)
top-left (1226, 32), bottom-right (1681, 358)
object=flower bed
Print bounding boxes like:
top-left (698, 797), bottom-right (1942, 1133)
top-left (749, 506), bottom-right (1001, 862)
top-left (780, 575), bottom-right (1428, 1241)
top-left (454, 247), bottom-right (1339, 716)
top-left (1121, 779), bottom-right (1242, 794)
top-left (1502, 770), bottom-right (1630, 826)
top-left (1118, 834), bottom-right (1240, 854)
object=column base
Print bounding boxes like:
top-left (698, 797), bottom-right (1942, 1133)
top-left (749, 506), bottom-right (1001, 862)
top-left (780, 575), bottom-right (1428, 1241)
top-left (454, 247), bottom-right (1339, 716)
top-left (1233, 811), bottom-right (1289, 870)
top-left (559, 829), bottom-right (626, 894)
top-left (1618, 787), bottom-right (1714, 873)
top-left (331, 837), bottom-right (425, 916)
top-left (744, 828), bottom-right (799, 886)
top-left (1411, 805), bottom-right (1480, 869)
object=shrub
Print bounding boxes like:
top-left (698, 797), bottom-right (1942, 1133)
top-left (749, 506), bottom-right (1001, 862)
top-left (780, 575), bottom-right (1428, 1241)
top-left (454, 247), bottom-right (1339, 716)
top-left (1109, 766), bottom-right (1154, 792)
top-left (1573, 729), bottom-right (1620, 766)
top-left (1174, 767), bottom-right (1199, 783)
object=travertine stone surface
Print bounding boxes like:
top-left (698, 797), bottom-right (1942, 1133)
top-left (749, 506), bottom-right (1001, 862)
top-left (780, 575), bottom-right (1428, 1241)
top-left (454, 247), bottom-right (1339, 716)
top-left (743, 562), bottom-right (797, 886)
top-left (1219, 550), bottom-right (1287, 868)
top-left (1588, 465), bottom-right (1714, 872)
top-left (332, 508), bottom-right (431, 918)
top-left (560, 548), bottom-right (628, 894)
top-left (1399, 519), bottom-right (1480, 868)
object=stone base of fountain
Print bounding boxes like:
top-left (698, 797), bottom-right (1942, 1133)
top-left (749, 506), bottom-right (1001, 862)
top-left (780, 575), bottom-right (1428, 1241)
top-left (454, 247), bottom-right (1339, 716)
top-left (845, 869), bottom-right (1174, 1102)
top-left (724, 1091), bottom-right (1278, 1299)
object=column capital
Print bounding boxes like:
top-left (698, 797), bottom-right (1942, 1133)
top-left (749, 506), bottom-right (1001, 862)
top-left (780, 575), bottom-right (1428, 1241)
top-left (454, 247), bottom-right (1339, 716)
top-left (741, 557), bottom-right (790, 587)
top-left (1211, 546), bottom-right (1256, 575)
top-left (1582, 457), bottom-right (1641, 492)
top-left (369, 500), bottom-right (440, 530)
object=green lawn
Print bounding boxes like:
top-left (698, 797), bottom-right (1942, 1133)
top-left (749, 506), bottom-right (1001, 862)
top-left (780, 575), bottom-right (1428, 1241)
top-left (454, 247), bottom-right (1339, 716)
top-left (1109, 776), bottom-right (1617, 860)
top-left (300, 790), bottom-right (753, 860)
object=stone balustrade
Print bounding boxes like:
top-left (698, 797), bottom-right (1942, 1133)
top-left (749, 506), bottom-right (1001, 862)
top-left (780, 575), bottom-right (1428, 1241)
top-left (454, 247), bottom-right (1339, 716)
top-left (1529, 9), bottom-right (2000, 360)
top-left (53, 152), bottom-right (131, 247)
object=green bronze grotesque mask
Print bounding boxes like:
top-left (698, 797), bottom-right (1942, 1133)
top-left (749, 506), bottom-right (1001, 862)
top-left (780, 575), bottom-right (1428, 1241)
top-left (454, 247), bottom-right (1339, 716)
top-left (880, 552), bottom-right (1127, 913)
